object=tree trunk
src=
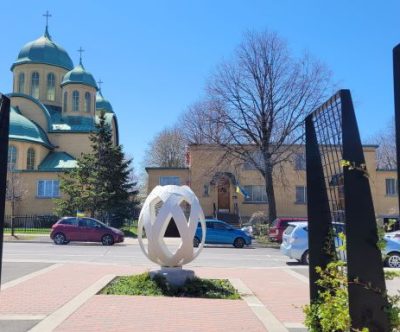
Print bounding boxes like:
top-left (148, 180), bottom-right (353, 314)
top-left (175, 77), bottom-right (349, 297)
top-left (265, 165), bottom-right (277, 223)
top-left (11, 200), bottom-right (15, 237)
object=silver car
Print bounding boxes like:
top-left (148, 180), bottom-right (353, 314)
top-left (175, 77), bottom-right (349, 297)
top-left (280, 222), bottom-right (400, 268)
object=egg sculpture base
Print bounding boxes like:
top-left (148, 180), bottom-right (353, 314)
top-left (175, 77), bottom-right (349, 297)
top-left (138, 185), bottom-right (206, 287)
top-left (150, 267), bottom-right (195, 287)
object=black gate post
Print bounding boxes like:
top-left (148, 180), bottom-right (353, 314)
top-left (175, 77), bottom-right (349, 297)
top-left (393, 44), bottom-right (400, 216)
top-left (0, 94), bottom-right (10, 285)
top-left (305, 115), bottom-right (336, 301)
top-left (341, 90), bottom-right (390, 331)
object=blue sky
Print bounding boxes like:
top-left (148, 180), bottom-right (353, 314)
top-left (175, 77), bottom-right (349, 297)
top-left (1, 1), bottom-right (399, 171)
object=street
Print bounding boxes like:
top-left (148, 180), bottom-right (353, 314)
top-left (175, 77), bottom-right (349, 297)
top-left (2, 241), bottom-right (302, 270)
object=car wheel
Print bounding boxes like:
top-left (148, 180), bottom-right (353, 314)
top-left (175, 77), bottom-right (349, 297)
top-left (301, 250), bottom-right (309, 265)
top-left (386, 253), bottom-right (400, 268)
top-left (63, 240), bottom-right (70, 244)
top-left (193, 237), bottom-right (200, 248)
top-left (54, 233), bottom-right (66, 245)
top-left (102, 234), bottom-right (114, 246)
top-left (233, 237), bottom-right (245, 248)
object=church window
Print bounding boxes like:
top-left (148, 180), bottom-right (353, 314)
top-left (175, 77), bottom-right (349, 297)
top-left (63, 91), bottom-right (68, 112)
top-left (84, 92), bottom-right (91, 113)
top-left (47, 73), bottom-right (56, 101)
top-left (72, 91), bottom-right (80, 112)
top-left (37, 180), bottom-right (60, 198)
top-left (8, 145), bottom-right (17, 170)
top-left (18, 73), bottom-right (25, 93)
top-left (31, 72), bottom-right (40, 99)
top-left (27, 148), bottom-right (35, 170)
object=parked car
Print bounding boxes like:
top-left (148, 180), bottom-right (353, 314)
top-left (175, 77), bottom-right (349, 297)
top-left (268, 217), bottom-right (307, 243)
top-left (194, 219), bottom-right (252, 248)
top-left (280, 222), bottom-right (400, 268)
top-left (50, 217), bottom-right (124, 245)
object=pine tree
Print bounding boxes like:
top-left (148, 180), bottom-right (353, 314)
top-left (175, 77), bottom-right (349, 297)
top-left (55, 111), bottom-right (138, 227)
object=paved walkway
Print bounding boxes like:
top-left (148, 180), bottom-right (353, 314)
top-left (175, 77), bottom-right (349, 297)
top-left (0, 262), bottom-right (310, 332)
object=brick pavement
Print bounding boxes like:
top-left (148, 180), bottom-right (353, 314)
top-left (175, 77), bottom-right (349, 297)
top-left (0, 263), bottom-right (310, 331)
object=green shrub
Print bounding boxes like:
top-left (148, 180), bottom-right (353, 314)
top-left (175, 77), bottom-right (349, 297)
top-left (100, 272), bottom-right (240, 300)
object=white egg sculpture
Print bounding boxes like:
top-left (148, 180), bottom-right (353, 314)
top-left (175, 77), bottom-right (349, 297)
top-left (138, 185), bottom-right (206, 267)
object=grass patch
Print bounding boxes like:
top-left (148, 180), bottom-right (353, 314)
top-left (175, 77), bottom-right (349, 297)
top-left (255, 235), bottom-right (280, 248)
top-left (3, 228), bottom-right (51, 234)
top-left (120, 226), bottom-right (137, 238)
top-left (100, 272), bottom-right (240, 300)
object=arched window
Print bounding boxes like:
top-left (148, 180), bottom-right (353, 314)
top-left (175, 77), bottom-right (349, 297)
top-left (30, 72), bottom-right (40, 99)
top-left (63, 91), bottom-right (68, 112)
top-left (8, 145), bottom-right (17, 170)
top-left (84, 92), bottom-right (91, 113)
top-left (72, 91), bottom-right (79, 112)
top-left (27, 148), bottom-right (35, 170)
top-left (47, 73), bottom-right (56, 101)
top-left (18, 73), bottom-right (25, 93)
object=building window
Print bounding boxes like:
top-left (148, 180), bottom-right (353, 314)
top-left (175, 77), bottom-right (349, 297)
top-left (18, 73), bottom-right (25, 93)
top-left (386, 178), bottom-right (398, 196)
top-left (295, 186), bottom-right (307, 204)
top-left (84, 92), bottom-right (91, 113)
top-left (31, 72), bottom-right (40, 98)
top-left (8, 145), bottom-right (17, 170)
top-left (243, 151), bottom-right (263, 171)
top-left (72, 91), bottom-right (79, 112)
top-left (243, 185), bottom-right (267, 203)
top-left (27, 148), bottom-right (35, 170)
top-left (294, 153), bottom-right (306, 170)
top-left (37, 180), bottom-right (60, 198)
top-left (159, 176), bottom-right (180, 186)
top-left (47, 73), bottom-right (56, 101)
top-left (63, 91), bottom-right (68, 112)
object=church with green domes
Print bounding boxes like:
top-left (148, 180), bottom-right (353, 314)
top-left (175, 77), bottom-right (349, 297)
top-left (6, 21), bottom-right (118, 216)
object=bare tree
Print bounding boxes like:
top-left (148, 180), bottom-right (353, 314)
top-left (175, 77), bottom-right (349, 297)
top-left (144, 127), bottom-right (186, 167)
top-left (183, 31), bottom-right (332, 221)
top-left (6, 171), bottom-right (26, 236)
top-left (373, 118), bottom-right (396, 170)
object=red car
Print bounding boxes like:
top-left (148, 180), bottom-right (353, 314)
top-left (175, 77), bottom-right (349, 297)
top-left (50, 217), bottom-right (124, 245)
top-left (268, 217), bottom-right (307, 243)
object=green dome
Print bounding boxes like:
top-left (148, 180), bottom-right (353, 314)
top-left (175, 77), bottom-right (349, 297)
top-left (61, 62), bottom-right (98, 90)
top-left (11, 28), bottom-right (73, 71)
top-left (96, 91), bottom-right (114, 113)
top-left (9, 107), bottom-right (52, 148)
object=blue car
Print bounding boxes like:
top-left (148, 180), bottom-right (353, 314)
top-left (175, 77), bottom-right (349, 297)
top-left (194, 219), bottom-right (252, 248)
top-left (280, 222), bottom-right (400, 268)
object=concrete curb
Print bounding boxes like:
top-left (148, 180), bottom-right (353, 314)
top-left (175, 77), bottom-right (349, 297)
top-left (229, 277), bottom-right (288, 332)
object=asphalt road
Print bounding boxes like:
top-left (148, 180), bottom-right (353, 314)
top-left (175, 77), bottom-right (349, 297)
top-left (2, 241), bottom-right (303, 269)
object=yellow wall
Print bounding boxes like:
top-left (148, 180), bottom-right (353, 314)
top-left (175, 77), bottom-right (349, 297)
top-left (62, 83), bottom-right (96, 116)
top-left (13, 63), bottom-right (68, 107)
top-left (48, 133), bottom-right (92, 158)
top-left (8, 141), bottom-right (50, 170)
top-left (146, 145), bottom-right (399, 220)
top-left (11, 96), bottom-right (49, 130)
top-left (5, 171), bottom-right (62, 216)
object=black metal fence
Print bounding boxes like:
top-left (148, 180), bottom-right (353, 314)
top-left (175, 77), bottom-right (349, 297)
top-left (305, 90), bottom-right (389, 330)
top-left (4, 215), bottom-right (59, 233)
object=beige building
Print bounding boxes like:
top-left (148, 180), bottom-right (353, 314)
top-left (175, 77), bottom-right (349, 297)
top-left (146, 144), bottom-right (399, 223)
top-left (5, 24), bottom-right (118, 216)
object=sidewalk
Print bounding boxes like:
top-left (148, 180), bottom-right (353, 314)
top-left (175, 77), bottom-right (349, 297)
top-left (0, 262), bottom-right (309, 332)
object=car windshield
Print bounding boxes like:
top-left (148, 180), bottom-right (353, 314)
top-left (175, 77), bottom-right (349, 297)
top-left (271, 219), bottom-right (279, 227)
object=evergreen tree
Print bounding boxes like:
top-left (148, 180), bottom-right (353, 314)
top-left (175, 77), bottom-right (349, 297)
top-left (55, 111), bottom-right (138, 227)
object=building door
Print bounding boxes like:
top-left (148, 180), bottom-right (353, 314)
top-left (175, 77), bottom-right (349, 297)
top-left (218, 177), bottom-right (230, 212)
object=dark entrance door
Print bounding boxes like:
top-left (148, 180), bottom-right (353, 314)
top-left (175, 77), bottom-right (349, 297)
top-left (218, 177), bottom-right (230, 212)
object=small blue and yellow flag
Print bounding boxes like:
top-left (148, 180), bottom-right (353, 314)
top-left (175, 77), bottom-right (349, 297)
top-left (236, 186), bottom-right (249, 198)
top-left (76, 211), bottom-right (85, 217)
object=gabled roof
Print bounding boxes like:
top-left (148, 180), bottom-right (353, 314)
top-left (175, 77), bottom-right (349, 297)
top-left (38, 152), bottom-right (77, 171)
